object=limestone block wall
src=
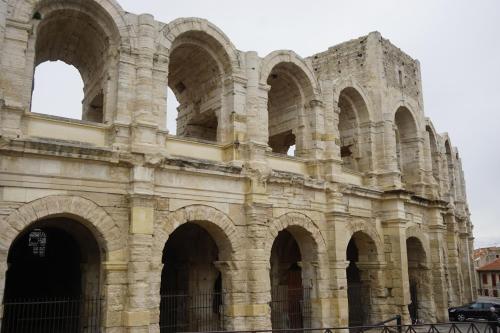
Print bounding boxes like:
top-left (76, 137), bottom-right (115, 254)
top-left (0, 0), bottom-right (475, 332)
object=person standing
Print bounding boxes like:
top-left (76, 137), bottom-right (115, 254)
top-left (488, 307), bottom-right (499, 333)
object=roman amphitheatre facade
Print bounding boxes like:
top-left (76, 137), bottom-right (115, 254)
top-left (0, 0), bottom-right (476, 332)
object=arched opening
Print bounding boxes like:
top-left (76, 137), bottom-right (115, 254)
top-left (445, 141), bottom-right (455, 197)
top-left (30, 4), bottom-right (118, 123)
top-left (426, 126), bottom-right (440, 183)
top-left (346, 232), bottom-right (379, 326)
top-left (160, 223), bottom-right (224, 332)
top-left (168, 31), bottom-right (231, 142)
top-left (267, 62), bottom-right (313, 157)
top-left (31, 61), bottom-right (84, 120)
top-left (338, 88), bottom-right (371, 173)
top-left (394, 107), bottom-right (419, 186)
top-left (406, 237), bottom-right (432, 323)
top-left (166, 87), bottom-right (180, 135)
top-left (2, 217), bottom-right (101, 332)
top-left (270, 229), bottom-right (313, 329)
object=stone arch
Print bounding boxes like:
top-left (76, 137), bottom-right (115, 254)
top-left (161, 17), bottom-right (240, 75)
top-left (344, 220), bottom-right (383, 259)
top-left (425, 120), bottom-right (440, 183)
top-left (266, 212), bottom-right (326, 259)
top-left (260, 50), bottom-right (320, 96)
top-left (1, 195), bottom-right (122, 258)
top-left (405, 226), bottom-right (431, 260)
top-left (405, 228), bottom-right (435, 322)
top-left (333, 79), bottom-right (372, 122)
top-left (444, 138), bottom-right (457, 197)
top-left (10, 0), bottom-right (132, 123)
top-left (262, 51), bottom-right (321, 156)
top-left (394, 105), bottom-right (421, 187)
top-left (267, 212), bottom-right (329, 328)
top-left (151, 205), bottom-right (242, 331)
top-left (7, 0), bottom-right (134, 48)
top-left (154, 205), bottom-right (241, 262)
top-left (344, 222), bottom-right (385, 325)
top-left (336, 85), bottom-right (373, 173)
top-left (161, 18), bottom-right (241, 142)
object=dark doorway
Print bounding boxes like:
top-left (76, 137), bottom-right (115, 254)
top-left (270, 230), bottom-right (311, 329)
top-left (347, 238), bottom-right (364, 327)
top-left (408, 281), bottom-right (418, 323)
top-left (160, 223), bottom-right (224, 333)
top-left (2, 218), bottom-right (101, 333)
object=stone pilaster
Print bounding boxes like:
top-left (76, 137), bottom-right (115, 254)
top-left (459, 232), bottom-right (473, 302)
top-left (325, 184), bottom-right (349, 327)
top-left (428, 224), bottom-right (449, 321)
top-left (445, 213), bottom-right (463, 306)
top-left (242, 202), bottom-right (272, 330)
top-left (382, 218), bottom-right (411, 323)
top-left (125, 194), bottom-right (155, 332)
top-left (131, 14), bottom-right (159, 154)
top-left (102, 260), bottom-right (128, 330)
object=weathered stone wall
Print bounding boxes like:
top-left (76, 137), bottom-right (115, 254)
top-left (0, 0), bottom-right (475, 332)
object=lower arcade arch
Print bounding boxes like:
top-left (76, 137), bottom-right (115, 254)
top-left (159, 223), bottom-right (225, 333)
top-left (269, 227), bottom-right (319, 329)
top-left (346, 231), bottom-right (380, 326)
top-left (406, 236), bottom-right (433, 323)
top-left (2, 217), bottom-right (102, 332)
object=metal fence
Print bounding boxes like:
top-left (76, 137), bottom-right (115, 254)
top-left (160, 291), bottom-right (225, 333)
top-left (1, 296), bottom-right (102, 333)
top-left (270, 286), bottom-right (312, 329)
top-left (178, 322), bottom-right (500, 333)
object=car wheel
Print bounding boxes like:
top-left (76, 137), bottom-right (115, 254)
top-left (456, 313), bottom-right (466, 322)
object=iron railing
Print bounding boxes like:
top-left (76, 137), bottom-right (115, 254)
top-left (270, 286), bottom-right (312, 329)
top-left (179, 322), bottom-right (500, 333)
top-left (160, 291), bottom-right (225, 333)
top-left (1, 296), bottom-right (102, 333)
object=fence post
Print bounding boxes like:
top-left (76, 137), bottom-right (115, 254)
top-left (396, 315), bottom-right (402, 333)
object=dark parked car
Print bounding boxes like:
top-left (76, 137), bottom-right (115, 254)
top-left (449, 301), bottom-right (500, 322)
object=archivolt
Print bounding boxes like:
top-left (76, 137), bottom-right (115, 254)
top-left (260, 50), bottom-right (320, 97)
top-left (0, 195), bottom-right (122, 257)
top-left (406, 225), bottom-right (431, 261)
top-left (160, 17), bottom-right (241, 75)
top-left (7, 0), bottom-right (134, 49)
top-left (265, 212), bottom-right (326, 259)
top-left (154, 205), bottom-right (242, 261)
top-left (345, 219), bottom-right (383, 255)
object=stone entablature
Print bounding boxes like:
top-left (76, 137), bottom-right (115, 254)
top-left (0, 0), bottom-right (475, 332)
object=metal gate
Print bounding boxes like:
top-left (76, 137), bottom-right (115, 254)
top-left (1, 297), bottom-right (102, 333)
top-left (270, 286), bottom-right (312, 329)
top-left (159, 291), bottom-right (225, 333)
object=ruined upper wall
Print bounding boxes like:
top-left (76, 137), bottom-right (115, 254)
top-left (380, 37), bottom-right (422, 102)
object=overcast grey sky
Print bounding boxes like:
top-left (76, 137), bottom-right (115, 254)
top-left (31, 0), bottom-right (500, 248)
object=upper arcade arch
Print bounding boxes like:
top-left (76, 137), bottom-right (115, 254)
top-left (261, 51), bottom-right (321, 156)
top-left (160, 17), bottom-right (241, 73)
top-left (336, 86), bottom-right (372, 173)
top-left (12, 0), bottom-right (128, 124)
top-left (425, 121), bottom-right (440, 183)
top-left (394, 105), bottom-right (421, 187)
top-left (260, 50), bottom-right (320, 94)
top-left (7, 0), bottom-right (134, 48)
top-left (160, 18), bottom-right (242, 142)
